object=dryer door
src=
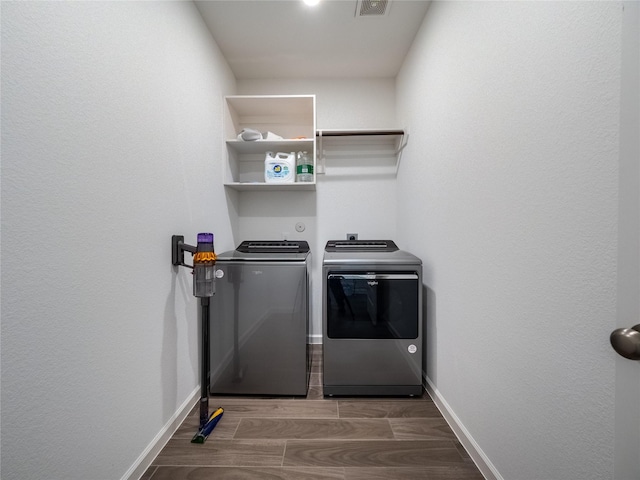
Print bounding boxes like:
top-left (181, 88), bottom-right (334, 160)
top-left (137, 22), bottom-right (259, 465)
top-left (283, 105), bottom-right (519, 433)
top-left (326, 272), bottom-right (419, 339)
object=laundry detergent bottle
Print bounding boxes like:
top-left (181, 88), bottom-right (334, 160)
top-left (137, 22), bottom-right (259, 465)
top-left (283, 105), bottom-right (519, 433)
top-left (264, 152), bottom-right (295, 183)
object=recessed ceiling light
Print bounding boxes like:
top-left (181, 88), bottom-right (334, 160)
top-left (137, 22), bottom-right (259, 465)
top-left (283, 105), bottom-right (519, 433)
top-left (303, 0), bottom-right (321, 6)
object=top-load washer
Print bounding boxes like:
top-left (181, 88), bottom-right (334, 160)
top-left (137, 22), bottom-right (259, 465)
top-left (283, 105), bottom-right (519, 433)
top-left (210, 240), bottom-right (311, 396)
top-left (322, 240), bottom-right (422, 396)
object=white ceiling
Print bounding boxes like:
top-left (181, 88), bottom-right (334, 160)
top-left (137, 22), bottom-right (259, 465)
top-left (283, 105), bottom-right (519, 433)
top-left (195, 0), bottom-right (432, 79)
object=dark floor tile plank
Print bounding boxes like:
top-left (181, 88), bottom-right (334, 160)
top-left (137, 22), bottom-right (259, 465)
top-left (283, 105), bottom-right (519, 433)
top-left (149, 466), bottom-right (345, 479)
top-left (344, 465), bottom-right (485, 480)
top-left (152, 438), bottom-right (285, 466)
top-left (304, 385), bottom-right (324, 400)
top-left (235, 418), bottom-right (394, 440)
top-left (283, 440), bottom-right (467, 467)
top-left (338, 399), bottom-right (441, 419)
top-left (390, 418), bottom-right (457, 440)
top-left (206, 399), bottom-right (338, 418)
top-left (172, 412), bottom-right (240, 440)
top-left (310, 372), bottom-right (322, 386)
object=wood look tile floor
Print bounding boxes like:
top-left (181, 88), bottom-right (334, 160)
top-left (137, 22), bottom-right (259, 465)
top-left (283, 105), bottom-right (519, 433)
top-left (142, 346), bottom-right (484, 480)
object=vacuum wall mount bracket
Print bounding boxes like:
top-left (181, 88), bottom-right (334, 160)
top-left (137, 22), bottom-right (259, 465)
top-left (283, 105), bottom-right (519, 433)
top-left (172, 235), bottom-right (196, 268)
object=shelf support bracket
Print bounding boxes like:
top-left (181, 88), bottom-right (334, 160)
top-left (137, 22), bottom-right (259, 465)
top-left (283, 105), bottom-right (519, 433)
top-left (317, 129), bottom-right (325, 174)
top-left (395, 132), bottom-right (409, 176)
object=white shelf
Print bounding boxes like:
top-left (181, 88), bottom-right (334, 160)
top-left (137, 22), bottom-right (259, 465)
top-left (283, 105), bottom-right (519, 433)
top-left (223, 95), bottom-right (316, 191)
top-left (316, 128), bottom-right (407, 175)
top-left (225, 95), bottom-right (314, 118)
top-left (223, 181), bottom-right (316, 191)
top-left (226, 139), bottom-right (313, 155)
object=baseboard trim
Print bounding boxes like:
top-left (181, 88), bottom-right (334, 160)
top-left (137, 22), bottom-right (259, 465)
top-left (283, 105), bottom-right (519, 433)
top-left (122, 386), bottom-right (199, 480)
top-left (424, 377), bottom-right (503, 480)
top-left (308, 334), bottom-right (323, 344)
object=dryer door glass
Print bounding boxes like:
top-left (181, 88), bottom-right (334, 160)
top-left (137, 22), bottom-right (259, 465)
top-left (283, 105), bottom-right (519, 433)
top-left (327, 272), bottom-right (419, 339)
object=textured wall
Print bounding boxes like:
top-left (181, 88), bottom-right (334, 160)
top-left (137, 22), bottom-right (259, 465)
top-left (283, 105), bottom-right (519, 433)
top-left (0, 2), bottom-right (235, 479)
top-left (396, 2), bottom-right (621, 479)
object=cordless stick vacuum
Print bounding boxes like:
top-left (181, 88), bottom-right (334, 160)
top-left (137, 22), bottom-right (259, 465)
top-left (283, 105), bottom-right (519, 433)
top-left (172, 233), bottom-right (224, 444)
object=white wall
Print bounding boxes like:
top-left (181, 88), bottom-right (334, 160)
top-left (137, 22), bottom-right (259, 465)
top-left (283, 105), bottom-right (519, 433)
top-left (396, 2), bottom-right (621, 479)
top-left (237, 79), bottom-right (398, 339)
top-left (0, 2), bottom-right (236, 479)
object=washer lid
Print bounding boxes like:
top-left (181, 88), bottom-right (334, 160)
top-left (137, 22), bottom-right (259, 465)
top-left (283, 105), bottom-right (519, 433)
top-left (236, 240), bottom-right (310, 254)
top-left (216, 240), bottom-right (310, 262)
top-left (323, 249), bottom-right (421, 265)
top-left (324, 240), bottom-right (398, 252)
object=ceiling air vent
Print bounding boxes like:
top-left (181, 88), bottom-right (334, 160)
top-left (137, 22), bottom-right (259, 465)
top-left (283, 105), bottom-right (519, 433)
top-left (355, 0), bottom-right (391, 17)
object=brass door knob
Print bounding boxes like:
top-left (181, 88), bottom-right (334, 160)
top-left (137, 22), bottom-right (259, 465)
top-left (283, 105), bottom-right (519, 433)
top-left (610, 324), bottom-right (640, 360)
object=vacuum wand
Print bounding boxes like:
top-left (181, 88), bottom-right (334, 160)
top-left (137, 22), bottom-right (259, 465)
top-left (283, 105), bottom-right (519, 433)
top-left (192, 295), bottom-right (223, 443)
top-left (172, 232), bottom-right (224, 444)
top-left (199, 297), bottom-right (211, 432)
